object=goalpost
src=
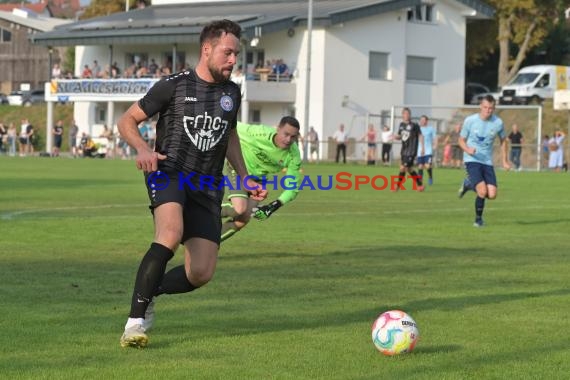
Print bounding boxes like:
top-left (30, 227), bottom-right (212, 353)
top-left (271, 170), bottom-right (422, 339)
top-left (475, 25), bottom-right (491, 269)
top-left (388, 104), bottom-right (543, 171)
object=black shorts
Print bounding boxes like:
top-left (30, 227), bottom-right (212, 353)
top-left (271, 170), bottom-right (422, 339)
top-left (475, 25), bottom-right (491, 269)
top-left (401, 155), bottom-right (416, 168)
top-left (54, 135), bottom-right (63, 148)
top-left (145, 170), bottom-right (222, 245)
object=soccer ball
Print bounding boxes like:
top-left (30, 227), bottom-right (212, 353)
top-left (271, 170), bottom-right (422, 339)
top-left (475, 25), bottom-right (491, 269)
top-left (371, 310), bottom-right (419, 355)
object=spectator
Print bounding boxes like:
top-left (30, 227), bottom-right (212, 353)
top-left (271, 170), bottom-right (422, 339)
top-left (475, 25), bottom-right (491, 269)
top-left (148, 59), bottom-right (159, 75)
top-left (307, 126), bottom-right (319, 162)
top-left (92, 60), bottom-right (101, 78)
top-left (52, 63), bottom-right (62, 79)
top-left (80, 133), bottom-right (97, 157)
top-left (507, 124), bottom-right (524, 171)
top-left (542, 134), bottom-right (550, 169)
top-left (548, 129), bottom-right (565, 172)
top-left (99, 65), bottom-right (111, 79)
top-left (26, 123), bottom-right (35, 155)
top-left (380, 125), bottom-right (393, 166)
top-left (136, 65), bottom-right (150, 78)
top-left (69, 121), bottom-right (79, 158)
top-left (52, 120), bottom-right (64, 157)
top-left (111, 62), bottom-right (121, 78)
top-left (361, 124), bottom-right (377, 165)
top-left (81, 64), bottom-right (93, 78)
top-left (18, 119), bottom-right (34, 156)
top-left (333, 124), bottom-right (348, 163)
top-left (100, 124), bottom-right (114, 158)
top-left (445, 123), bottom-right (462, 169)
top-left (0, 123), bottom-right (6, 153)
top-left (7, 123), bottom-right (17, 157)
top-left (276, 59), bottom-right (289, 79)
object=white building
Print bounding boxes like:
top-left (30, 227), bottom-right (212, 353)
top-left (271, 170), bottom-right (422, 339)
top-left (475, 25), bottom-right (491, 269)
top-left (31, 0), bottom-right (493, 158)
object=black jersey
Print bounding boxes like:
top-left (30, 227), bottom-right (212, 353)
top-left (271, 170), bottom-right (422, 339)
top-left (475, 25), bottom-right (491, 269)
top-left (508, 131), bottom-right (523, 146)
top-left (138, 69), bottom-right (241, 203)
top-left (398, 121), bottom-right (421, 157)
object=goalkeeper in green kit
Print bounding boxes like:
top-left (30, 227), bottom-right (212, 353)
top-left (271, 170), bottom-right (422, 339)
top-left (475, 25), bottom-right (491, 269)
top-left (221, 116), bottom-right (302, 241)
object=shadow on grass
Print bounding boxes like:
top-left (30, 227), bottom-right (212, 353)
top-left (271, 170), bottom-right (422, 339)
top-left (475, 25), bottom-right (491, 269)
top-left (412, 344), bottom-right (462, 354)
top-left (515, 218), bottom-right (570, 225)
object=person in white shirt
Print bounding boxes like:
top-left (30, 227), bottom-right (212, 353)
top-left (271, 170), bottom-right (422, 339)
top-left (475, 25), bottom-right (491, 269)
top-left (548, 129), bottom-right (565, 172)
top-left (381, 125), bottom-right (393, 166)
top-left (333, 124), bottom-right (348, 163)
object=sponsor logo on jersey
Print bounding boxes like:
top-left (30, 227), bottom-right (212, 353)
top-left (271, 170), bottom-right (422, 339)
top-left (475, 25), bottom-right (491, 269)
top-left (183, 111), bottom-right (229, 151)
top-left (185, 96), bottom-right (197, 102)
top-left (220, 95), bottom-right (233, 112)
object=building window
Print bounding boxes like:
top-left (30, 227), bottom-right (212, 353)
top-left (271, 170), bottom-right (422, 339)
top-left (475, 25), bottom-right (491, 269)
top-left (407, 3), bottom-right (435, 23)
top-left (97, 107), bottom-right (106, 123)
top-left (369, 52), bottom-right (390, 80)
top-left (251, 109), bottom-right (261, 123)
top-left (0, 28), bottom-right (11, 43)
top-left (406, 56), bottom-right (434, 82)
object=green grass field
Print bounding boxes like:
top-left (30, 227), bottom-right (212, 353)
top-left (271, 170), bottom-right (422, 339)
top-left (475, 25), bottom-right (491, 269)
top-left (1, 157), bottom-right (569, 380)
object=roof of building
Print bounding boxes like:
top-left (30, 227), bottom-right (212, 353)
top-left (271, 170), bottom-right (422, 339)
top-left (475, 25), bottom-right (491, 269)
top-left (0, 9), bottom-right (72, 32)
top-left (30, 0), bottom-right (494, 46)
top-left (0, 2), bottom-right (50, 16)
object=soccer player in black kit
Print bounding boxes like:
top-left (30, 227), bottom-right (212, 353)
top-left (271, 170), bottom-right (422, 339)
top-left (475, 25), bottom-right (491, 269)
top-left (117, 19), bottom-right (267, 348)
top-left (392, 107), bottom-right (425, 191)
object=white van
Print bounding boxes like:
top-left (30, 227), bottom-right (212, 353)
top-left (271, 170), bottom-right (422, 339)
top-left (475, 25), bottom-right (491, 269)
top-left (499, 65), bottom-right (570, 105)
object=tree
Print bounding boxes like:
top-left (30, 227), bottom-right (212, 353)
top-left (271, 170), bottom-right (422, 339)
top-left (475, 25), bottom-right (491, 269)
top-left (63, 47), bottom-right (75, 77)
top-left (467, 0), bottom-right (566, 87)
top-left (80, 0), bottom-right (138, 20)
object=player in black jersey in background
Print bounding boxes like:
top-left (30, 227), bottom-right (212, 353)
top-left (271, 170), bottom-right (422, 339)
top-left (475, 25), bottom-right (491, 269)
top-left (117, 19), bottom-right (267, 348)
top-left (392, 107), bottom-right (425, 191)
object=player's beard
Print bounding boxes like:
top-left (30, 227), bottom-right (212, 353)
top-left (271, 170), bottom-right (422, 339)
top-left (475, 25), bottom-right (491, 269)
top-left (208, 59), bottom-right (232, 83)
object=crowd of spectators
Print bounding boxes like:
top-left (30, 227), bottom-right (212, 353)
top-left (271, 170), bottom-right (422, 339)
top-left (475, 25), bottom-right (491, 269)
top-left (51, 57), bottom-right (293, 82)
top-left (51, 58), bottom-right (184, 80)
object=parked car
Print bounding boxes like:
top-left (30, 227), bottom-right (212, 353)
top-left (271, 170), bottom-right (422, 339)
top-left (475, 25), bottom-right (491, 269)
top-left (470, 89), bottom-right (501, 105)
top-left (499, 65), bottom-right (570, 105)
top-left (0, 93), bottom-right (8, 104)
top-left (7, 89), bottom-right (45, 106)
top-left (7, 90), bottom-right (25, 106)
top-left (464, 82), bottom-right (490, 105)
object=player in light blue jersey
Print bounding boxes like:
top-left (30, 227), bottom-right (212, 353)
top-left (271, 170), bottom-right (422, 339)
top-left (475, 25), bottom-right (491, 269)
top-left (458, 95), bottom-right (510, 227)
top-left (416, 115), bottom-right (437, 185)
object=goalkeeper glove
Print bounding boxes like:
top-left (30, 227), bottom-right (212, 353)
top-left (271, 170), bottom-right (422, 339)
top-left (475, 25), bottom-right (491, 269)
top-left (252, 200), bottom-right (282, 221)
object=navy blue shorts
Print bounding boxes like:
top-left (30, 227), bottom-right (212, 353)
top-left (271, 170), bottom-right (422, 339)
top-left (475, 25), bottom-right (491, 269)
top-left (417, 155), bottom-right (432, 165)
top-left (465, 162), bottom-right (497, 187)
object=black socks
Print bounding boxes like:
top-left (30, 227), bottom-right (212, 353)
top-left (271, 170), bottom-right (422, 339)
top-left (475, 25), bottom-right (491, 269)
top-left (129, 242), bottom-right (174, 318)
top-left (156, 265), bottom-right (197, 296)
top-left (475, 196), bottom-right (485, 220)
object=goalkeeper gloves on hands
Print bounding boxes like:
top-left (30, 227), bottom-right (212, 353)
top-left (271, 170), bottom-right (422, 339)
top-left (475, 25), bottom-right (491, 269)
top-left (252, 200), bottom-right (282, 221)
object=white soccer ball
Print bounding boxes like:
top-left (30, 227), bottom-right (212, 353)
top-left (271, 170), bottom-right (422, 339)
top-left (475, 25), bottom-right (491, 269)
top-left (371, 310), bottom-right (419, 355)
